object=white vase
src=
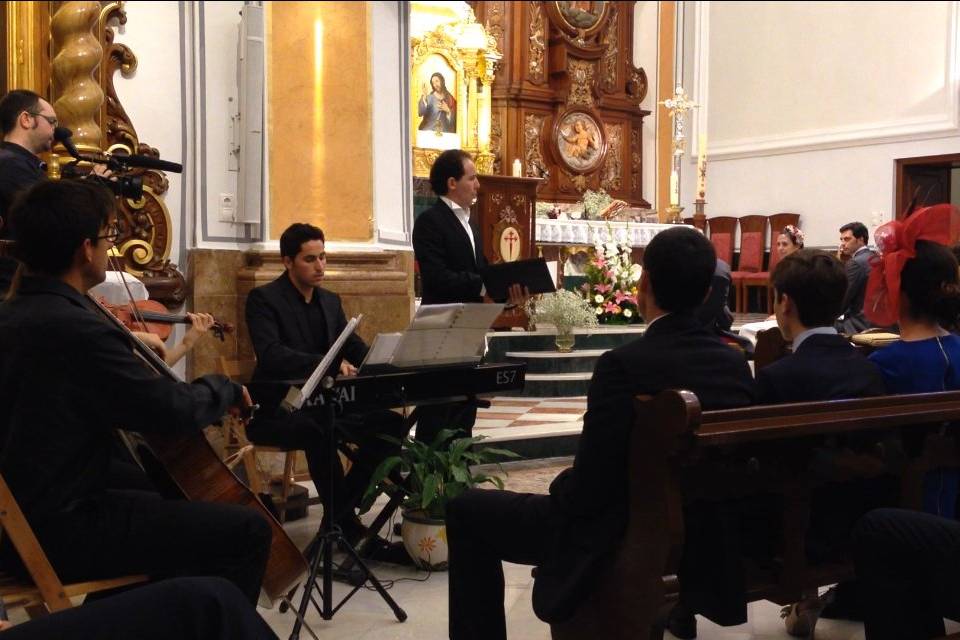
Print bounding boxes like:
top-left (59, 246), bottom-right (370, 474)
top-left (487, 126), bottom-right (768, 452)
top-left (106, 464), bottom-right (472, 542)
top-left (401, 509), bottom-right (449, 571)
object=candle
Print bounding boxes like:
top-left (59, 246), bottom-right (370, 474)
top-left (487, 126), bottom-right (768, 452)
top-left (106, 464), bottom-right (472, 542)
top-left (512, 158), bottom-right (522, 177)
top-left (669, 170), bottom-right (679, 206)
top-left (697, 134), bottom-right (707, 199)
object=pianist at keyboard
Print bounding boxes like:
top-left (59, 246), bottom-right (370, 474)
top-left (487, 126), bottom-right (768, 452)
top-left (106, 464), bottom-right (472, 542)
top-left (244, 223), bottom-right (410, 565)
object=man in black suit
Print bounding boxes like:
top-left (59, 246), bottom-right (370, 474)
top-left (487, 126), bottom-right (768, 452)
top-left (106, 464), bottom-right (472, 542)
top-left (758, 249), bottom-right (885, 403)
top-left (757, 249), bottom-right (888, 635)
top-left (245, 223), bottom-right (408, 561)
top-left (0, 180), bottom-right (270, 604)
top-left (835, 222), bottom-right (877, 334)
top-left (445, 226), bottom-right (755, 640)
top-left (411, 149), bottom-right (487, 444)
top-left (695, 258), bottom-right (753, 353)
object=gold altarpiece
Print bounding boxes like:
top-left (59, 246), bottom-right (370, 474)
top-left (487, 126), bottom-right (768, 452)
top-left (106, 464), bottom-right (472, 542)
top-left (410, 11), bottom-right (501, 177)
top-left (4, 1), bottom-right (183, 305)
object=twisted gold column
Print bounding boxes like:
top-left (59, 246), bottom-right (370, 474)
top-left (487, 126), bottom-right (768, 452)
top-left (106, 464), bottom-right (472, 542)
top-left (50, 1), bottom-right (104, 154)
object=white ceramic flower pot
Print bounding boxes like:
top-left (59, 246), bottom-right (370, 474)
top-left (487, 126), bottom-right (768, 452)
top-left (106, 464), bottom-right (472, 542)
top-left (401, 509), bottom-right (449, 571)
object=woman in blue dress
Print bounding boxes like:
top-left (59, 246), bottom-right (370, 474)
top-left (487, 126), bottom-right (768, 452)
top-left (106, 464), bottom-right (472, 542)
top-left (866, 205), bottom-right (960, 517)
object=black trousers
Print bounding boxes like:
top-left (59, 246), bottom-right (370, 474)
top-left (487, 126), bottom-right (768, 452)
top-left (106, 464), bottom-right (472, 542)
top-left (6, 490), bottom-right (272, 606)
top-left (414, 401), bottom-right (477, 446)
top-left (247, 407), bottom-right (407, 527)
top-left (447, 488), bottom-right (554, 640)
top-left (3, 577), bottom-right (278, 639)
top-left (853, 508), bottom-right (960, 640)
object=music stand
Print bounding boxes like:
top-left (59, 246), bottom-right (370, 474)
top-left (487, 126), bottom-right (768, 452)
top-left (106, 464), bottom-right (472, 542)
top-left (283, 319), bottom-right (407, 639)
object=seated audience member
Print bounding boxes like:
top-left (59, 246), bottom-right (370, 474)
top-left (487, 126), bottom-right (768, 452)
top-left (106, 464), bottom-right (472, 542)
top-left (0, 180), bottom-right (270, 604)
top-left (445, 226), bottom-right (755, 640)
top-left (852, 508), bottom-right (960, 640)
top-left (776, 225), bottom-right (804, 259)
top-left (696, 259), bottom-right (753, 353)
top-left (0, 577), bottom-right (278, 639)
top-left (757, 249), bottom-right (885, 403)
top-left (835, 221), bottom-right (877, 334)
top-left (245, 222), bottom-right (409, 563)
top-left (757, 249), bottom-right (887, 636)
top-left (865, 204), bottom-right (960, 518)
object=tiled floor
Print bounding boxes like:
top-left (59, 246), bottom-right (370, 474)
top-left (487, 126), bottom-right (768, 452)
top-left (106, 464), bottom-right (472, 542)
top-left (257, 458), bottom-right (960, 640)
top-left (473, 396), bottom-right (586, 442)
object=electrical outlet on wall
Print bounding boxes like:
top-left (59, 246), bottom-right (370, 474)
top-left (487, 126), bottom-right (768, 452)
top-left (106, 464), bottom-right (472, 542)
top-left (219, 193), bottom-right (236, 223)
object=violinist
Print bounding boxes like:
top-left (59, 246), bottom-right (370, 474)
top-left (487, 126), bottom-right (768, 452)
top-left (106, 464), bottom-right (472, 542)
top-left (0, 179), bottom-right (272, 605)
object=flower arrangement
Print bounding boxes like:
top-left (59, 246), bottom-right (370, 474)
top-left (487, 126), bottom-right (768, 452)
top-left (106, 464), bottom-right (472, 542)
top-left (581, 189), bottom-right (613, 219)
top-left (526, 289), bottom-right (599, 334)
top-left (583, 239), bottom-right (643, 324)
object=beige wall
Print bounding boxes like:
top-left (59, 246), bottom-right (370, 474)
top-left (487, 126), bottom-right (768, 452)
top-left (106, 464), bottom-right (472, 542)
top-left (267, 2), bottom-right (374, 242)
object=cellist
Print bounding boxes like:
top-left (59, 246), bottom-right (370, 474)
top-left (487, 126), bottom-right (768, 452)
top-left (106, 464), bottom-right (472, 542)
top-left (0, 179), bottom-right (271, 605)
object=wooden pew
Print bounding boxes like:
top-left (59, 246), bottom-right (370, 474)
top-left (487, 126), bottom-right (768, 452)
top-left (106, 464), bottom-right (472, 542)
top-left (551, 388), bottom-right (960, 640)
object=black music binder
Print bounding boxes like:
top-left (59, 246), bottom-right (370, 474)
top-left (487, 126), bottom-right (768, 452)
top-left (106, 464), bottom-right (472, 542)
top-left (481, 257), bottom-right (556, 302)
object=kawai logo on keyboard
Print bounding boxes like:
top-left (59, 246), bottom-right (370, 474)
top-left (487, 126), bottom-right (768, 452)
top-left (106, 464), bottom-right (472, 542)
top-left (305, 384), bottom-right (357, 408)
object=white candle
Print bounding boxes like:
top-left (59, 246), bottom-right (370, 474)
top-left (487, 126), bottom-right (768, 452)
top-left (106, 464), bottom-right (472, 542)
top-left (697, 134), bottom-right (707, 199)
top-left (669, 170), bottom-right (679, 206)
top-left (512, 158), bottom-right (522, 177)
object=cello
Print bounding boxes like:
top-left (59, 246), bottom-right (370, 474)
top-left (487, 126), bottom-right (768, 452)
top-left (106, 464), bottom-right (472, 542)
top-left (87, 293), bottom-right (307, 603)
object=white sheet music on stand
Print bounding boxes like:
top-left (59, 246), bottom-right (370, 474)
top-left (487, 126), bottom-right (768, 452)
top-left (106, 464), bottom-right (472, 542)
top-left (282, 315), bottom-right (362, 411)
top-left (362, 303), bottom-right (504, 369)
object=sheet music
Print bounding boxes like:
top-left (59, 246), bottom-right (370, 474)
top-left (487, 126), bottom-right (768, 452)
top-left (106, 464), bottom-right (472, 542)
top-left (388, 303), bottom-right (503, 368)
top-left (282, 315), bottom-right (362, 411)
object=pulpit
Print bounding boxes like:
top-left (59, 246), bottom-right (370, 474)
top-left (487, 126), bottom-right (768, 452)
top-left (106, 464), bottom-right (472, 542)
top-left (474, 175), bottom-right (542, 263)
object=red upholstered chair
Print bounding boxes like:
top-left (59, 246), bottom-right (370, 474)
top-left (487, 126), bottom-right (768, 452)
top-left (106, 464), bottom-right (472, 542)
top-left (706, 216), bottom-right (737, 267)
top-left (763, 213), bottom-right (801, 309)
top-left (730, 215), bottom-right (769, 313)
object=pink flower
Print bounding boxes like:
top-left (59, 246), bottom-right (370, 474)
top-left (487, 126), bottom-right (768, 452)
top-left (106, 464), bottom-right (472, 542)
top-left (593, 257), bottom-right (607, 268)
top-left (605, 270), bottom-right (615, 280)
top-left (614, 290), bottom-right (627, 304)
top-left (594, 283), bottom-right (612, 294)
top-left (603, 302), bottom-right (622, 314)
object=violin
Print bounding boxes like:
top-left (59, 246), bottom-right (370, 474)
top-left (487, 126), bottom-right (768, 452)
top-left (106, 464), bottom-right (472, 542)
top-left (98, 298), bottom-right (234, 341)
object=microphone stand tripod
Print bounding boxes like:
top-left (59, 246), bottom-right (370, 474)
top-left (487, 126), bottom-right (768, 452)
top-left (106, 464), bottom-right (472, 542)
top-left (288, 375), bottom-right (407, 640)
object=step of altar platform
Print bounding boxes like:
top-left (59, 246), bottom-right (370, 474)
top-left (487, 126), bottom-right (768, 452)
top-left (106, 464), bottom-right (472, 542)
top-left (472, 396), bottom-right (585, 459)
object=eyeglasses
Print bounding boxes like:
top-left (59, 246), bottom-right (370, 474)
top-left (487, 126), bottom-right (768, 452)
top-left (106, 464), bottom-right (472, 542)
top-left (97, 223), bottom-right (121, 243)
top-left (27, 112), bottom-right (58, 127)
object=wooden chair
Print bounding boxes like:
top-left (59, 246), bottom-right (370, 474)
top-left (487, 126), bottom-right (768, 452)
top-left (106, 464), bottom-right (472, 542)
top-left (218, 357), bottom-right (299, 523)
top-left (731, 215), bottom-right (770, 313)
top-left (706, 216), bottom-right (737, 268)
top-left (764, 213), bottom-right (801, 309)
top-left (0, 473), bottom-right (146, 616)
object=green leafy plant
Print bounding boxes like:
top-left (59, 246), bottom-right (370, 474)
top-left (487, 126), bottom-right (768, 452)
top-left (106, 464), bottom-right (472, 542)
top-left (362, 429), bottom-right (520, 520)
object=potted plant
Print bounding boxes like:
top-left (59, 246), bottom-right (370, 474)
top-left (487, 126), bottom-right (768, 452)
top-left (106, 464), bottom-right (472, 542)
top-left (362, 429), bottom-right (519, 570)
top-left (526, 289), bottom-right (599, 352)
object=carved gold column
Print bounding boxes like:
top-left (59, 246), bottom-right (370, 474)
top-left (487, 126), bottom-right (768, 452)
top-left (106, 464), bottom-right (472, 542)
top-left (50, 1), bottom-right (105, 155)
top-left (5, 2), bottom-right (49, 93)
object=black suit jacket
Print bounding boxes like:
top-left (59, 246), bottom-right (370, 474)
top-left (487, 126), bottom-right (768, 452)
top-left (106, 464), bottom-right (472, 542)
top-left (757, 333), bottom-right (886, 404)
top-left (245, 274), bottom-right (368, 383)
top-left (532, 313), bottom-right (755, 622)
top-left (0, 276), bottom-right (241, 521)
top-left (412, 199), bottom-right (487, 304)
top-left (836, 247), bottom-right (877, 333)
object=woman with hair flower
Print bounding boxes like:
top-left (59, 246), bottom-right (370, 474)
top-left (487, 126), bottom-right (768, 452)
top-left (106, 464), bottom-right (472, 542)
top-left (776, 225), bottom-right (804, 258)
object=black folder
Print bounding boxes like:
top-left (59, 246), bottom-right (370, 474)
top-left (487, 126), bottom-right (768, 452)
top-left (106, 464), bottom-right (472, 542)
top-left (481, 258), bottom-right (557, 302)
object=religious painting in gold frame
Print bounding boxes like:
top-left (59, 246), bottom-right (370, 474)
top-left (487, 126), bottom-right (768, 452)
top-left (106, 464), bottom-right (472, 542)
top-left (411, 26), bottom-right (470, 177)
top-left (546, 1), bottom-right (610, 38)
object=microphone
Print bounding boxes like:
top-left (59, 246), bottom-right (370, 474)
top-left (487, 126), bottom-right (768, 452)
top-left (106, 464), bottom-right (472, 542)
top-left (54, 126), bottom-right (81, 159)
top-left (52, 126), bottom-right (183, 173)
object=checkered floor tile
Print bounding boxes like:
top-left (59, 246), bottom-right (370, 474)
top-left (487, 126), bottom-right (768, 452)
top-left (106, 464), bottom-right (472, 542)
top-left (473, 396), bottom-right (586, 442)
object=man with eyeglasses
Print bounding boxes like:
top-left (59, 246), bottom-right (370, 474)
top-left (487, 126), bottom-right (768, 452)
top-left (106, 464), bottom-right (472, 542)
top-left (0, 89), bottom-right (56, 296)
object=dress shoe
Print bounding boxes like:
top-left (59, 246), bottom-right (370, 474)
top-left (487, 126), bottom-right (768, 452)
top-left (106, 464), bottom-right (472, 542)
top-left (780, 597), bottom-right (824, 638)
top-left (359, 535), bottom-right (415, 566)
top-left (659, 603), bottom-right (697, 640)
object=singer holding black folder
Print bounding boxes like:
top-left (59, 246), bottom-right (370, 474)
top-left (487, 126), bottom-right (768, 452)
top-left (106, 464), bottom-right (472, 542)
top-left (412, 149), bottom-right (528, 445)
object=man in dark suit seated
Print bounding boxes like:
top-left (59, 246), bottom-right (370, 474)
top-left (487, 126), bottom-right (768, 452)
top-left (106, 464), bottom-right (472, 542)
top-left (445, 226), bottom-right (755, 640)
top-left (835, 222), bottom-right (877, 334)
top-left (695, 258), bottom-right (753, 353)
top-left (758, 249), bottom-right (885, 403)
top-left (244, 223), bottom-right (409, 563)
top-left (757, 249), bottom-right (889, 636)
